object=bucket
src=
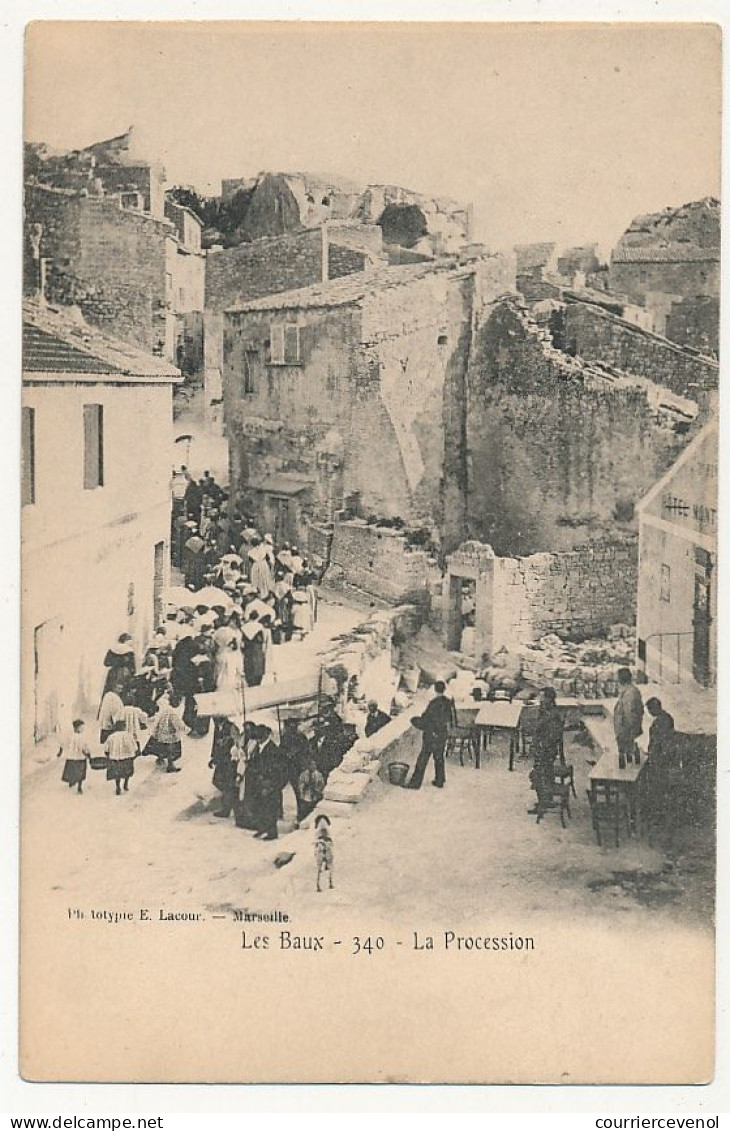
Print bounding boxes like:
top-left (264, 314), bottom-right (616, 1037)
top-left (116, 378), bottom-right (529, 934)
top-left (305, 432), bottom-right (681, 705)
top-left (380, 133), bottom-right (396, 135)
top-left (388, 761), bottom-right (409, 787)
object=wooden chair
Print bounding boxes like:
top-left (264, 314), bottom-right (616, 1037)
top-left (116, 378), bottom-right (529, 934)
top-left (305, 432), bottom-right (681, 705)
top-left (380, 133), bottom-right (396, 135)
top-left (536, 781), bottom-right (572, 829)
top-left (587, 783), bottom-right (630, 848)
top-left (445, 710), bottom-right (477, 766)
top-left (553, 755), bottom-right (577, 799)
top-left (519, 705), bottom-right (541, 756)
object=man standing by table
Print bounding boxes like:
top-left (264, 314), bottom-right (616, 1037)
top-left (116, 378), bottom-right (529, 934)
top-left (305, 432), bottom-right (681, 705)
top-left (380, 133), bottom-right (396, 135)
top-left (613, 667), bottom-right (644, 770)
top-left (408, 681), bottom-right (456, 790)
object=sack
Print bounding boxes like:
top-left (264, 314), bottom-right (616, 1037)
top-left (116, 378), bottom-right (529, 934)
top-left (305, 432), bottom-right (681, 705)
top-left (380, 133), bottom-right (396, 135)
top-left (89, 756), bottom-right (109, 771)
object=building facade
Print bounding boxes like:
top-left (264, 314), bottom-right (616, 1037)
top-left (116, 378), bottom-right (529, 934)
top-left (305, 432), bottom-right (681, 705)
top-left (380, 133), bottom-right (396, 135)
top-left (21, 302), bottom-right (181, 750)
top-left (24, 130), bottom-right (205, 368)
top-left (222, 257), bottom-right (512, 553)
top-left (636, 421), bottom-right (718, 687)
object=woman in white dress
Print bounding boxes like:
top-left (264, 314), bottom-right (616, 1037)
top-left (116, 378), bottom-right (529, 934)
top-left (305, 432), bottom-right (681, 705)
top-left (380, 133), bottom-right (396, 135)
top-left (216, 639), bottom-right (244, 697)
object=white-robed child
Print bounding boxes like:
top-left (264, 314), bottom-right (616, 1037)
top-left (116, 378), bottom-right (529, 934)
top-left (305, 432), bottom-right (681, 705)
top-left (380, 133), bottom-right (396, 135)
top-left (104, 719), bottom-right (138, 795)
top-left (57, 719), bottom-right (93, 794)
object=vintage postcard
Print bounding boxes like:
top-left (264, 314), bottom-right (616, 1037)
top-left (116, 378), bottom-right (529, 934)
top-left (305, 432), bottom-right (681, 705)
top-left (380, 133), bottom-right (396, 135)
top-left (19, 20), bottom-right (719, 1084)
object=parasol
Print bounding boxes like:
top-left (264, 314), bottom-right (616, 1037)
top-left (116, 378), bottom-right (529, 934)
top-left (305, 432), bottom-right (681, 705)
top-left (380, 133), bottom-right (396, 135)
top-left (193, 586), bottom-right (235, 609)
top-left (163, 585), bottom-right (198, 609)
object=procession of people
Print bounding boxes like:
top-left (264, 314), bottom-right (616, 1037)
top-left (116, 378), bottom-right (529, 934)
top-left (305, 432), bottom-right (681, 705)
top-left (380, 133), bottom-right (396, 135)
top-left (57, 465), bottom-right (356, 835)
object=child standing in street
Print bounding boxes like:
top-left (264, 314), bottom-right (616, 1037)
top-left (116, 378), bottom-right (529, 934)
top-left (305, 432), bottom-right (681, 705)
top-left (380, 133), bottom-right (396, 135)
top-left (57, 719), bottom-right (93, 794)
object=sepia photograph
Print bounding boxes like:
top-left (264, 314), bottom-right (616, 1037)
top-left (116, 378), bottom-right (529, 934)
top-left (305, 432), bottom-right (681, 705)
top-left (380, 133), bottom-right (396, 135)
top-left (18, 19), bottom-right (720, 1085)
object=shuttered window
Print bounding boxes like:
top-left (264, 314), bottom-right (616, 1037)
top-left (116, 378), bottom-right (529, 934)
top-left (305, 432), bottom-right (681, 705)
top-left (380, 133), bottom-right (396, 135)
top-left (83, 404), bottom-right (104, 490)
top-left (21, 407), bottom-right (35, 506)
top-left (284, 323), bottom-right (300, 363)
top-left (270, 324), bottom-right (285, 364)
top-left (270, 323), bottom-right (300, 364)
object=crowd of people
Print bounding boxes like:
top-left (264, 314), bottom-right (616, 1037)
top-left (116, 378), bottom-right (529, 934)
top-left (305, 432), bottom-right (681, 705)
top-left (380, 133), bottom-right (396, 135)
top-left (207, 705), bottom-right (363, 839)
top-left (58, 468), bottom-right (329, 804)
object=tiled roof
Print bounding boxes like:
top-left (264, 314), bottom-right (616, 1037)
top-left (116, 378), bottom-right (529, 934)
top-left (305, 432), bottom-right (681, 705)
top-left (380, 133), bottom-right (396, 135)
top-left (23, 322), bottom-right (124, 374)
top-left (612, 244), bottom-right (720, 264)
top-left (22, 300), bottom-right (181, 381)
top-left (227, 261), bottom-right (466, 314)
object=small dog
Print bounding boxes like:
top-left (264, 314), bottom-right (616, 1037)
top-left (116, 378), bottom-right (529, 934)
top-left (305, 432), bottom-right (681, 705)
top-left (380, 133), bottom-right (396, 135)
top-left (314, 814), bottom-right (334, 892)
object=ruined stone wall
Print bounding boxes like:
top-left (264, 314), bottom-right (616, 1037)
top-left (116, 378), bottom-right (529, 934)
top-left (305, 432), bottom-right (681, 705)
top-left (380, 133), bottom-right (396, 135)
top-left (327, 521), bottom-right (430, 602)
top-left (24, 184), bottom-right (169, 353)
top-left (563, 300), bottom-right (719, 399)
top-left (467, 300), bottom-right (693, 556)
top-left (491, 539), bottom-right (638, 652)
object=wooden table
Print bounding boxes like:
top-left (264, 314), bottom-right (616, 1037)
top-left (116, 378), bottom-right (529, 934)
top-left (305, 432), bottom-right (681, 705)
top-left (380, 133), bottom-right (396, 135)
top-left (588, 751), bottom-right (645, 836)
top-left (474, 701), bottom-right (524, 770)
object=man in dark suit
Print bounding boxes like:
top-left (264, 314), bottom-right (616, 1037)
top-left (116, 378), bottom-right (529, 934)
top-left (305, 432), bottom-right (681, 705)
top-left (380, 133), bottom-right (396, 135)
top-left (408, 681), bottom-right (456, 789)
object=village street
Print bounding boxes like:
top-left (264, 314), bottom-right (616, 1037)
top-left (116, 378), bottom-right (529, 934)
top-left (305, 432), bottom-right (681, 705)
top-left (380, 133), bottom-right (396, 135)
top-left (22, 592), bottom-right (714, 937)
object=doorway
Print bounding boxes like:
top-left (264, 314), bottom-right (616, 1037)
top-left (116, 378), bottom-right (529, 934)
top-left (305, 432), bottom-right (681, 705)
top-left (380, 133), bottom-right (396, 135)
top-left (271, 495), bottom-right (297, 546)
top-left (692, 553), bottom-right (713, 686)
top-left (34, 617), bottom-right (64, 742)
top-left (153, 541), bottom-right (165, 629)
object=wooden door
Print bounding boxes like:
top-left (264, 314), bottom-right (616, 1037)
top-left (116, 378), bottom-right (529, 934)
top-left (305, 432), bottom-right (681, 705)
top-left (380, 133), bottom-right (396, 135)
top-left (692, 567), bottom-right (712, 686)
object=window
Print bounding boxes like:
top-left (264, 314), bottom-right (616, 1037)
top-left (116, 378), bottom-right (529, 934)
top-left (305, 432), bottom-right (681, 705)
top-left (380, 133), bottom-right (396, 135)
top-left (660, 563), bottom-right (671, 603)
top-left (83, 404), bottom-right (104, 490)
top-left (22, 406), bottom-right (35, 506)
top-left (243, 350), bottom-right (256, 395)
top-left (270, 322), bottom-right (300, 365)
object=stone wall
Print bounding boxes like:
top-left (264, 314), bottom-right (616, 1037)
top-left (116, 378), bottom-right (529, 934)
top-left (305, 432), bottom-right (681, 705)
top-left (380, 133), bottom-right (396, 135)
top-left (490, 539), bottom-right (638, 653)
top-left (24, 184), bottom-right (170, 354)
top-left (328, 243), bottom-right (367, 279)
top-left (206, 229), bottom-right (324, 312)
top-left (563, 300), bottom-right (719, 400)
top-left (206, 228), bottom-right (368, 313)
top-left (665, 295), bottom-right (720, 358)
top-left (608, 258), bottom-right (720, 307)
top-left (466, 299), bottom-right (698, 556)
top-left (327, 521), bottom-right (430, 602)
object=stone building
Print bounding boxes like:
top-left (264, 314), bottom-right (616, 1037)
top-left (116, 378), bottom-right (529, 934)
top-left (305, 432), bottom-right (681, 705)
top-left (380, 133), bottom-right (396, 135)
top-left (203, 224), bottom-right (382, 420)
top-left (222, 257), bottom-right (513, 553)
top-left (607, 198), bottom-right (720, 351)
top-left (556, 243), bottom-right (601, 281)
top-left (21, 301), bottom-right (181, 751)
top-left (636, 420), bottom-right (717, 688)
top-left (24, 131), bottom-right (205, 368)
top-left (26, 127), bottom-right (167, 219)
